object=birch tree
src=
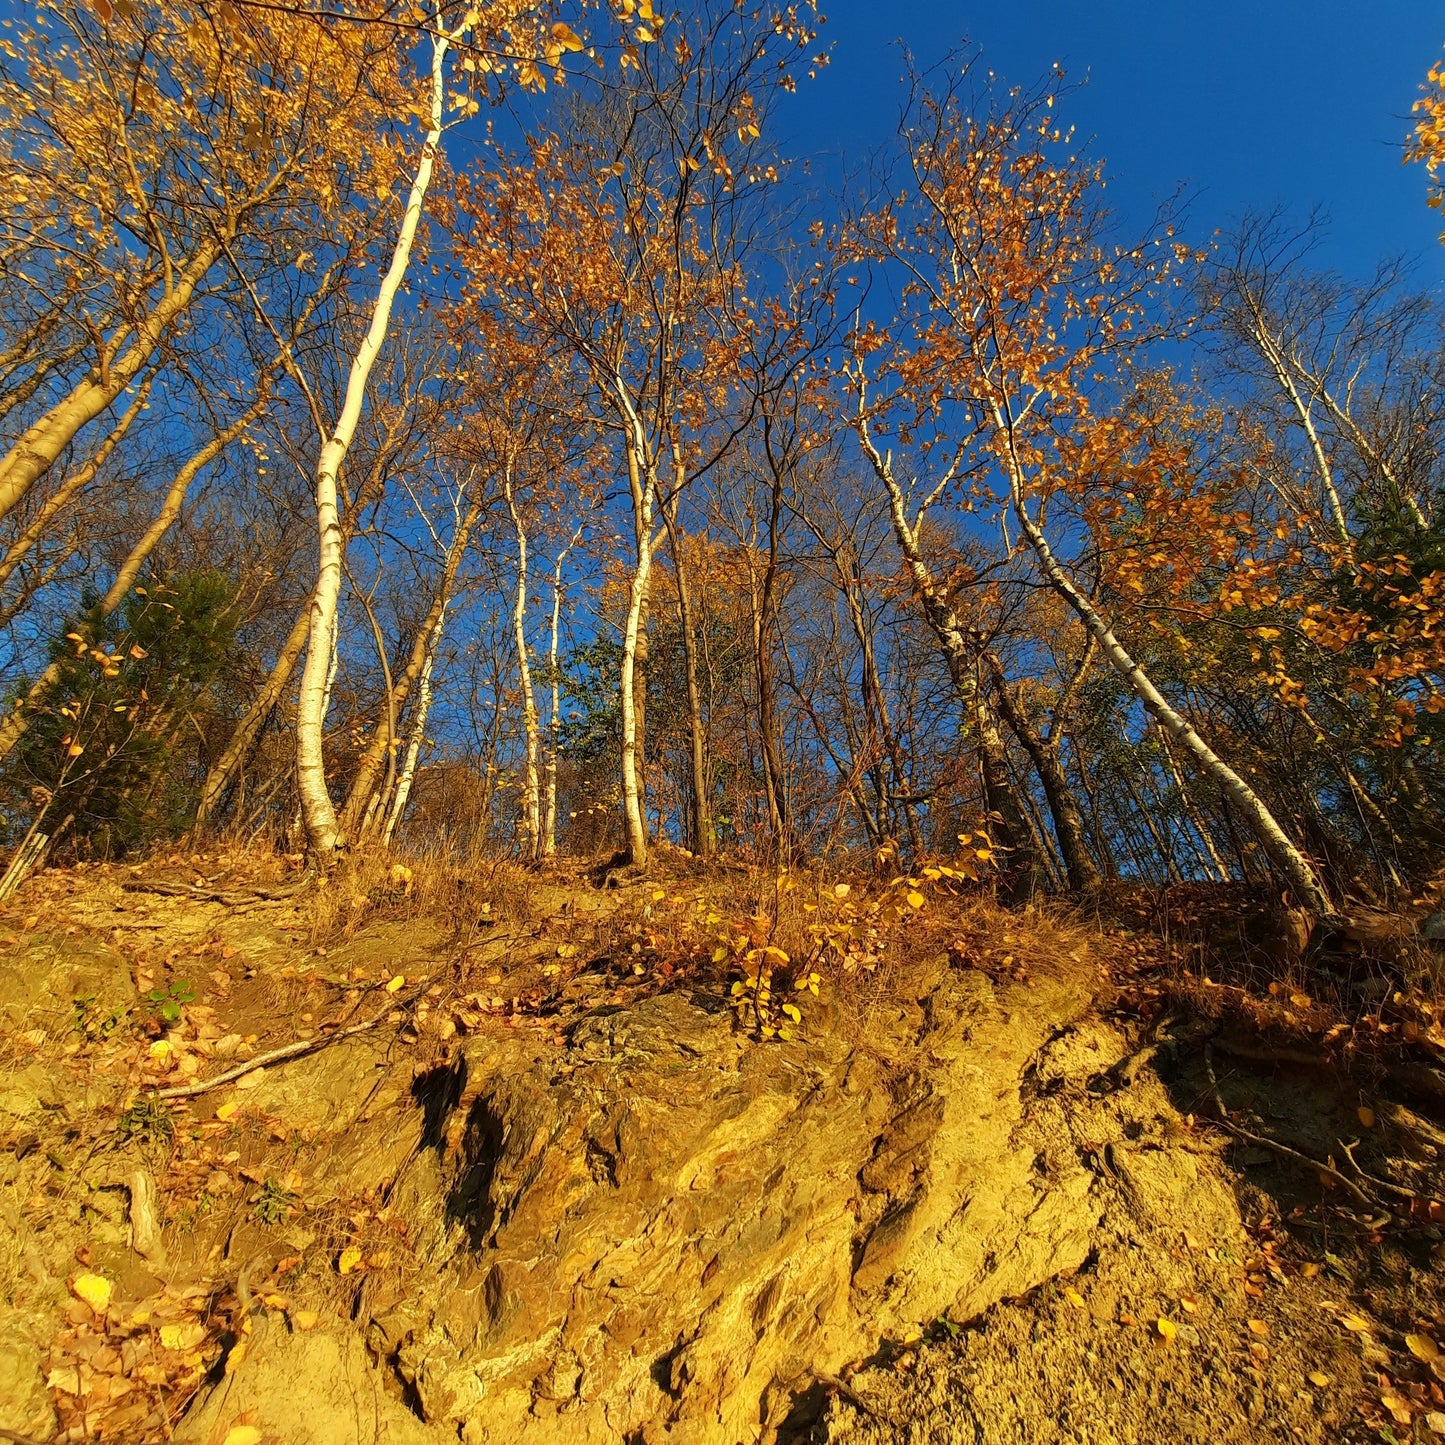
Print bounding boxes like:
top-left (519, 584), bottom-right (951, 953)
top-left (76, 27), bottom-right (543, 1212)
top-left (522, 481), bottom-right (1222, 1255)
top-left (854, 61), bottom-right (1337, 916)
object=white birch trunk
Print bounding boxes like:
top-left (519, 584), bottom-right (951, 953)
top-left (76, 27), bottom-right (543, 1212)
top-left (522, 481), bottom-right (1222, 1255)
top-left (295, 18), bottom-right (451, 861)
top-left (382, 614), bottom-right (442, 848)
top-left (504, 467), bottom-right (541, 859)
top-left (615, 382), bottom-right (658, 870)
top-left (542, 525), bottom-right (582, 858)
top-left (1245, 303), bottom-right (1355, 559)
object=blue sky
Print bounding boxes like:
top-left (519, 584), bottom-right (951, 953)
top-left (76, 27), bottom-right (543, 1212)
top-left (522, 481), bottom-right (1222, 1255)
top-left (778, 1), bottom-right (1444, 287)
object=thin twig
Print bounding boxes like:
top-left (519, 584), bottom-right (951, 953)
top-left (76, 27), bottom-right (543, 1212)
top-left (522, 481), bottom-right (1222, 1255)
top-left (1204, 1042), bottom-right (1374, 1207)
top-left (1338, 1138), bottom-right (1445, 1208)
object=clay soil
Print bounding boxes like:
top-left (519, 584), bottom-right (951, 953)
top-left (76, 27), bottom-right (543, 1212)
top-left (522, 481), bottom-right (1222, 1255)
top-left (2, 849), bottom-right (1444, 1445)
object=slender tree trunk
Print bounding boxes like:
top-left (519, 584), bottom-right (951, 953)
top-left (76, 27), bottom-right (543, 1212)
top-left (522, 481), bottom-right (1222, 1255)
top-left (0, 398), bottom-right (262, 762)
top-left (504, 467), bottom-right (541, 859)
top-left (0, 371), bottom-right (154, 599)
top-left (995, 408), bottom-right (1336, 918)
top-left (351, 575), bottom-right (397, 840)
top-left (1156, 725), bottom-right (1230, 882)
top-left (296, 19), bottom-right (452, 862)
top-left (615, 384), bottom-right (658, 870)
top-left (973, 680), bottom-right (1042, 903)
top-left (1118, 764), bottom-right (1182, 883)
top-left (338, 486), bottom-right (480, 841)
top-left (856, 422), bottom-right (1037, 890)
top-left (541, 525), bottom-right (581, 859)
top-left (755, 441), bottom-right (794, 860)
top-left (195, 597), bottom-right (310, 832)
top-left (1066, 733), bottom-right (1119, 880)
top-left (841, 572), bottom-right (920, 855)
top-left (746, 555), bottom-right (789, 855)
top-left (1006, 750), bottom-right (1067, 890)
top-left (619, 506), bottom-right (655, 869)
top-left (984, 653), bottom-right (1101, 893)
top-left (382, 612), bottom-right (443, 847)
top-left (1243, 300), bottom-right (1355, 559)
top-left (661, 491), bottom-right (713, 855)
top-left (0, 235), bottom-right (229, 524)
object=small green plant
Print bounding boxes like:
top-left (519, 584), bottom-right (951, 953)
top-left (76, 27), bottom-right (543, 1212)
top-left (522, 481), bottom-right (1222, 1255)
top-left (253, 1178), bottom-right (298, 1225)
top-left (144, 979), bottom-right (195, 1024)
top-left (72, 993), bottom-right (128, 1038)
top-left (117, 1098), bottom-right (174, 1146)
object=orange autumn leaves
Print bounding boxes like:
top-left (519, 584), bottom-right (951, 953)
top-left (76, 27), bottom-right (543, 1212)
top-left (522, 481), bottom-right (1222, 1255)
top-left (1410, 54), bottom-right (1445, 231)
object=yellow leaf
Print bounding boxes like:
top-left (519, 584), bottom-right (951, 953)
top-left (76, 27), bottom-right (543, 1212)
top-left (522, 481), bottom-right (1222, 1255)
top-left (223, 1428), bottom-right (263, 1445)
top-left (71, 1272), bottom-right (112, 1313)
top-left (1357, 1106), bottom-right (1375, 1128)
top-left (550, 21), bottom-right (584, 52)
top-left (149, 1038), bottom-right (173, 1059)
top-left (160, 1322), bottom-right (205, 1350)
top-left (1154, 1317), bottom-right (1176, 1343)
top-left (338, 1246), bottom-right (363, 1275)
top-left (1300, 1261), bottom-right (1323, 1278)
top-left (385, 975), bottom-right (405, 993)
top-left (1307, 1371), bottom-right (1331, 1387)
top-left (1247, 1319), bottom-right (1269, 1337)
top-left (833, 883), bottom-right (850, 899)
top-left (215, 1101), bottom-right (238, 1121)
top-left (67, 742), bottom-right (85, 757)
top-left (635, 24), bottom-right (655, 42)
top-left (291, 1309), bottom-right (319, 1332)
top-left (1409, 1333), bottom-right (1441, 1362)
top-left (906, 890), bottom-right (925, 910)
top-left (1382, 1390), bottom-right (1413, 1425)
top-left (652, 889), bottom-right (666, 900)
top-left (1340, 1313), bottom-right (1371, 1332)
top-left (224, 1338), bottom-right (248, 1375)
top-left (1063, 1286), bottom-right (1086, 1309)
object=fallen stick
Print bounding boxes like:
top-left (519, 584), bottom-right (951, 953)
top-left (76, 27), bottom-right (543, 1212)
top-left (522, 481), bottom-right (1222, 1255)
top-left (150, 984), bottom-right (424, 1101)
top-left (120, 875), bottom-right (316, 906)
top-left (0, 1428), bottom-right (50, 1445)
top-left (1204, 1043), bottom-right (1374, 1208)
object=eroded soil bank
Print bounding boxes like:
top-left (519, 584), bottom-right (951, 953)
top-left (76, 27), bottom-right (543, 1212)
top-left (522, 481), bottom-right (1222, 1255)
top-left (2, 855), bottom-right (1444, 1444)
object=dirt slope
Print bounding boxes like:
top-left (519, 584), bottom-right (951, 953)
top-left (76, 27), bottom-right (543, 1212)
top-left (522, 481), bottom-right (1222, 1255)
top-left (1, 857), bottom-right (1443, 1445)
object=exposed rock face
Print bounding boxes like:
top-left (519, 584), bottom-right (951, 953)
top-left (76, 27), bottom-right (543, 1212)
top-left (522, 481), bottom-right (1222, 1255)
top-left (378, 950), bottom-right (1103, 1443)
top-left (177, 1320), bottom-right (437, 1445)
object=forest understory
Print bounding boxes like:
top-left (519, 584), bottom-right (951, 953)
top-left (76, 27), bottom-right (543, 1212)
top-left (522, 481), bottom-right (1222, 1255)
top-left (2, 844), bottom-right (1445, 1445)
